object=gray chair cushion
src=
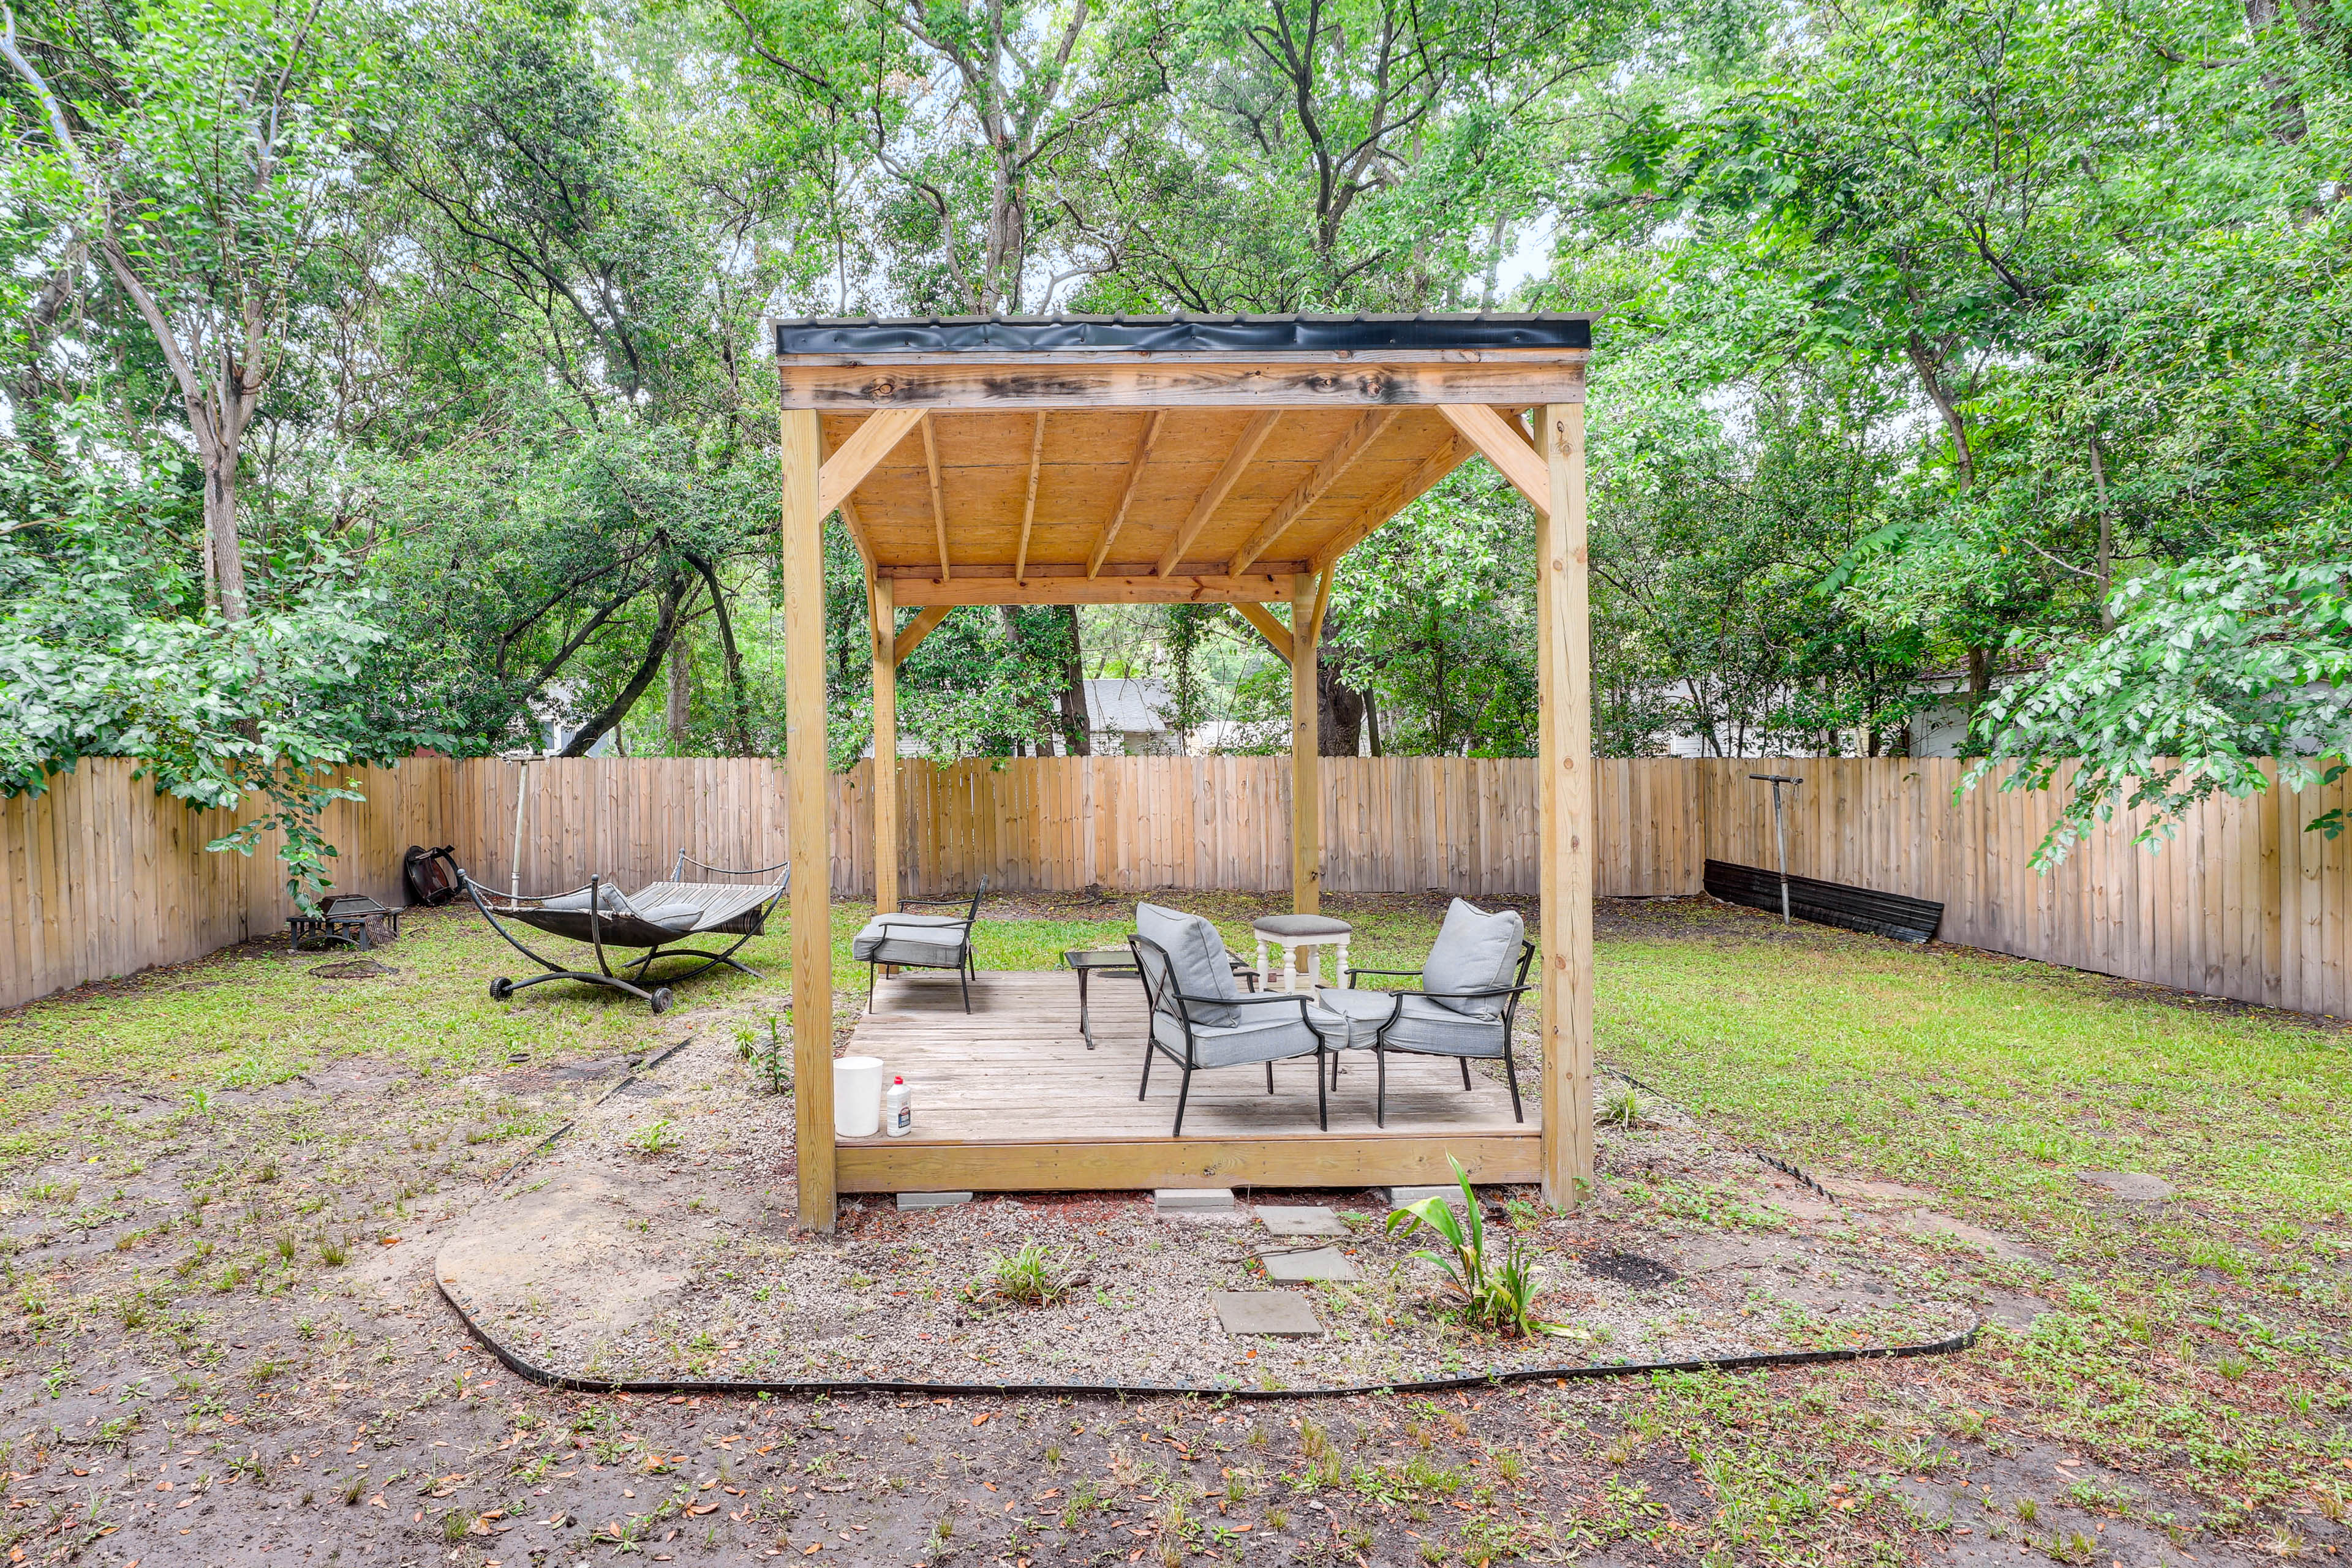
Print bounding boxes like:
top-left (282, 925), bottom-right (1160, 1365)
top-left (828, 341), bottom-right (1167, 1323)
top-left (1136, 902), bottom-right (1242, 1025)
top-left (1150, 998), bottom-right (1341, 1068)
top-left (1382, 993), bottom-right (1510, 1057)
top-left (853, 913), bottom-right (970, 968)
top-left (1420, 899), bottom-right (1523, 1018)
top-left (631, 902), bottom-right (706, 933)
top-left (1307, 986), bottom-right (1401, 1050)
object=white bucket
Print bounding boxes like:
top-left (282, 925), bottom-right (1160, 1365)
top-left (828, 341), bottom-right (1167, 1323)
top-left (834, 1056), bottom-right (885, 1138)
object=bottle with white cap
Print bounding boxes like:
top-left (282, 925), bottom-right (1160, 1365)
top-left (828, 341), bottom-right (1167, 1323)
top-left (884, 1075), bottom-right (912, 1137)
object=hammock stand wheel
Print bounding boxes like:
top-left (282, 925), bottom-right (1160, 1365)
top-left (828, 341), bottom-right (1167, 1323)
top-left (462, 852), bottom-right (790, 1013)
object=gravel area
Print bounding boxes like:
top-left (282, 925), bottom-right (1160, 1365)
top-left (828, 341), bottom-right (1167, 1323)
top-left (439, 1014), bottom-right (1977, 1392)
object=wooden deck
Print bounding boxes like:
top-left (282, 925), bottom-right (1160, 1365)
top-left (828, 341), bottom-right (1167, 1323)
top-left (835, 970), bottom-right (1540, 1194)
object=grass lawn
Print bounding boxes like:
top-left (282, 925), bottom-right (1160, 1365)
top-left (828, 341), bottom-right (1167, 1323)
top-left (0, 891), bottom-right (2343, 1564)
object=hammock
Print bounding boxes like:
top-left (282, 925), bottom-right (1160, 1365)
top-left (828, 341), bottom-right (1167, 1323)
top-left (461, 851), bottom-right (790, 1014)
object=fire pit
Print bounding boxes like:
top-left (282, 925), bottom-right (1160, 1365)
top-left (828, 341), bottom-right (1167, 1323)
top-left (287, 894), bottom-right (400, 952)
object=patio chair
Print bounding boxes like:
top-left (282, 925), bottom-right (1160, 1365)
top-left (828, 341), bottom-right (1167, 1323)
top-left (1317, 898), bottom-right (1536, 1126)
top-left (853, 877), bottom-right (989, 1011)
top-left (1129, 902), bottom-right (1343, 1136)
top-left (460, 852), bottom-right (790, 1014)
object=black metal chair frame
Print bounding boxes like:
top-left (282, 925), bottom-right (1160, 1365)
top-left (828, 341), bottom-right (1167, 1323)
top-left (461, 851), bottom-right (790, 1014)
top-left (1343, 938), bottom-right (1538, 1126)
top-left (864, 877), bottom-right (988, 1012)
top-left (1130, 933), bottom-right (1336, 1136)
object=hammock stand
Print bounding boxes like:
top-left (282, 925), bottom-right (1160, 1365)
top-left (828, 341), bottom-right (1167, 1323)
top-left (461, 852), bottom-right (790, 1014)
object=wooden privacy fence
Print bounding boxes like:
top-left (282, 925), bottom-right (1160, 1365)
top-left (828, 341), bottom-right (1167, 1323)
top-left (3, 754), bottom-right (2346, 1016)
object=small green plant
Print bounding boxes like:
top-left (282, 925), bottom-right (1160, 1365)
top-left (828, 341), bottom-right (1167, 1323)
top-left (760, 1016), bottom-right (790, 1093)
top-left (318, 1234), bottom-right (350, 1267)
top-left (987, 1240), bottom-right (1072, 1305)
top-left (1603, 1086), bottom-right (1642, 1128)
top-left (1384, 1158), bottom-right (1559, 1337)
top-left (628, 1120), bottom-right (680, 1158)
top-left (341, 1474), bottom-right (366, 1505)
top-left (441, 1510), bottom-right (470, 1544)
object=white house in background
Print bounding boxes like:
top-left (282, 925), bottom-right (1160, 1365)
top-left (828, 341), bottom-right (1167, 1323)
top-left (1084, 677), bottom-right (1176, 755)
top-left (529, 684), bottom-right (620, 756)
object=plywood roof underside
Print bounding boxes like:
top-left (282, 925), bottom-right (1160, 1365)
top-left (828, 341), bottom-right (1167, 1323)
top-left (823, 404), bottom-right (1493, 605)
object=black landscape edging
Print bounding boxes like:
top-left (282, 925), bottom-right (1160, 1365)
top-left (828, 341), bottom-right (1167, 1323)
top-left (435, 1276), bottom-right (1979, 1402)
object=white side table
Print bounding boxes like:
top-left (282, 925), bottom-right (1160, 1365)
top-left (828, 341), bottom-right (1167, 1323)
top-left (1250, 914), bottom-right (1354, 993)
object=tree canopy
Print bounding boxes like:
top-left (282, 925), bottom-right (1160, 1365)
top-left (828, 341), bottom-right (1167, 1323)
top-left (1, 0), bottom-right (2345, 889)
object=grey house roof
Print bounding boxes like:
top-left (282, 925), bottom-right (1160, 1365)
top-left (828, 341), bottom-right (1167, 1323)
top-left (1083, 678), bottom-right (1172, 734)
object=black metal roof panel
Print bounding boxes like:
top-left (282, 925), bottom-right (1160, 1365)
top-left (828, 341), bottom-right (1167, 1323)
top-left (772, 312), bottom-right (1593, 356)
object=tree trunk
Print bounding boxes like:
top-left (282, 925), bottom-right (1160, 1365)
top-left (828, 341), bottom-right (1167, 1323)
top-left (194, 414), bottom-right (252, 622)
top-left (562, 578), bottom-right (694, 757)
top-left (666, 627), bottom-right (694, 753)
top-left (1055, 605), bottom-right (1090, 755)
top-left (1316, 649), bottom-right (1365, 757)
top-left (2087, 431), bottom-right (2117, 631)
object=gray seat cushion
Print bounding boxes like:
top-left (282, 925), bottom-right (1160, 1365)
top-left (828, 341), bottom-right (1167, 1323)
top-left (1252, 914), bottom-right (1353, 939)
top-left (1306, 986), bottom-right (1401, 1049)
top-left (853, 913), bottom-right (970, 968)
top-left (1420, 899), bottom-right (1524, 1018)
top-left (631, 902), bottom-right (705, 933)
top-left (1149, 997), bottom-right (1343, 1067)
top-left (1136, 902), bottom-right (1242, 1025)
top-left (1382, 993), bottom-right (1509, 1057)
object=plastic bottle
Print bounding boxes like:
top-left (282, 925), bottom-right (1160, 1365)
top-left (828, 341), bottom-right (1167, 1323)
top-left (885, 1075), bottom-right (912, 1137)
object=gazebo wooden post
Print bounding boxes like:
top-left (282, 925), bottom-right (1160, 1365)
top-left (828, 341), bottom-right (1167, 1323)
top-left (1538, 401), bottom-right (1595, 1207)
top-left (783, 409), bottom-right (837, 1231)
top-left (868, 571), bottom-right (899, 918)
top-left (1291, 570), bottom-right (1321, 916)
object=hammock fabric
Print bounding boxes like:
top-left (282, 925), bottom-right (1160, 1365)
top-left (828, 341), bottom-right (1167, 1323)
top-left (461, 852), bottom-right (790, 1013)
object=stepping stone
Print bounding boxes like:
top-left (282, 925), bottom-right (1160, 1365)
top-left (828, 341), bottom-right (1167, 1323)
top-left (1385, 1185), bottom-right (1473, 1210)
top-left (895, 1191), bottom-right (973, 1211)
top-left (1213, 1291), bottom-right (1325, 1338)
top-left (1261, 1246), bottom-right (1359, 1283)
top-left (1257, 1205), bottom-right (1347, 1237)
top-left (1155, 1188), bottom-right (1236, 1213)
top-left (2079, 1170), bottom-right (2174, 1201)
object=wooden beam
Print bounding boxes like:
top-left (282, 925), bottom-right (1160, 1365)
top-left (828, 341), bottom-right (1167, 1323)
top-left (777, 356), bottom-right (1592, 412)
top-left (1308, 435), bottom-right (1472, 573)
top-left (1228, 409), bottom-right (1397, 576)
top-left (1538, 401), bottom-right (1594, 1210)
top-left (869, 571), bottom-right (899, 918)
top-left (892, 604), bottom-right (951, 663)
top-left (815, 422), bottom-right (875, 566)
top-left (782, 408), bottom-right (836, 1231)
top-left (835, 1129), bottom-right (1543, 1193)
top-left (889, 570), bottom-right (1290, 607)
top-left (1291, 570), bottom-right (1321, 916)
top-left (1234, 601), bottom-right (1292, 658)
top-left (1307, 562), bottom-right (1334, 646)
top-left (1440, 403), bottom-right (1550, 515)
top-left (818, 407), bottom-right (924, 519)
top-left (1087, 411), bottom-right (1166, 578)
top-left (1013, 412), bottom-right (1046, 584)
top-left (1158, 411), bottom-right (1282, 576)
top-left (921, 413), bottom-right (950, 582)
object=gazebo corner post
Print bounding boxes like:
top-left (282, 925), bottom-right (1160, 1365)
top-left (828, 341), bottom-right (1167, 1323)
top-left (869, 570), bottom-right (899, 918)
top-left (1291, 571), bottom-right (1322, 916)
top-left (1539, 400), bottom-right (1596, 1209)
top-left (783, 407), bottom-right (837, 1232)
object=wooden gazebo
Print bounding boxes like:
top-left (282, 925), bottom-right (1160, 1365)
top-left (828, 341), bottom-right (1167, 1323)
top-left (775, 313), bottom-right (1594, 1230)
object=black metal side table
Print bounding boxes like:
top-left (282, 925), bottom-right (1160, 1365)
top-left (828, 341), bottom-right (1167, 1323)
top-left (1060, 949), bottom-right (1139, 1050)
